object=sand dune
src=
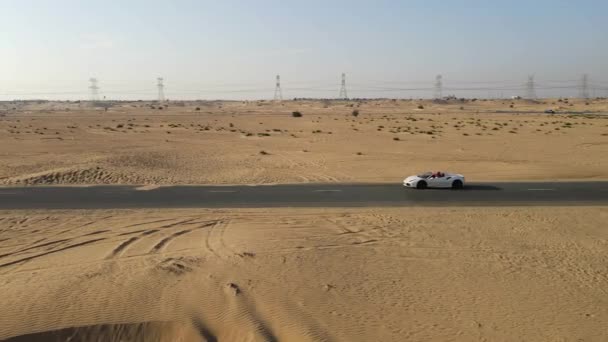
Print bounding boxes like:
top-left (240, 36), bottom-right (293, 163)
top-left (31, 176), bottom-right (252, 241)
top-left (1, 99), bottom-right (607, 185)
top-left (1, 98), bottom-right (607, 341)
top-left (1, 207), bottom-right (607, 341)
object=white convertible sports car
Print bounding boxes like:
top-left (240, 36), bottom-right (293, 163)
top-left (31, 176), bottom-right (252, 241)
top-left (403, 171), bottom-right (465, 189)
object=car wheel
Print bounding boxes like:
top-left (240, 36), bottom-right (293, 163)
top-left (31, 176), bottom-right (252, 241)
top-left (416, 181), bottom-right (427, 189)
top-left (452, 180), bottom-right (463, 189)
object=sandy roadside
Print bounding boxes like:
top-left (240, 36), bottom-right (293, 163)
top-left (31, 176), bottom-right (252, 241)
top-left (0, 207), bottom-right (606, 341)
top-left (1, 99), bottom-right (607, 186)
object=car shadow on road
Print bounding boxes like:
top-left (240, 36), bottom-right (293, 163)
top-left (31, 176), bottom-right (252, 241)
top-left (463, 184), bottom-right (502, 191)
top-left (421, 185), bottom-right (502, 191)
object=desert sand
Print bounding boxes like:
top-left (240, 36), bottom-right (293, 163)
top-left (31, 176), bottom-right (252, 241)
top-left (1, 99), bottom-right (607, 341)
top-left (0, 208), bottom-right (607, 341)
top-left (0, 98), bottom-right (607, 185)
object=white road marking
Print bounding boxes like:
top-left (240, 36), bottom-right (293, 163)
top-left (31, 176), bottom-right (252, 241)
top-left (208, 190), bottom-right (237, 193)
top-left (313, 189), bottom-right (342, 192)
top-left (0, 192), bottom-right (20, 195)
top-left (527, 188), bottom-right (555, 191)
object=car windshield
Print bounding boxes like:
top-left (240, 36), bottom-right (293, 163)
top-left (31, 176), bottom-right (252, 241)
top-left (418, 172), bottom-right (433, 178)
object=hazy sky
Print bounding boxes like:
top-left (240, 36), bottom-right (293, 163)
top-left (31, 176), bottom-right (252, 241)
top-left (1, 0), bottom-right (607, 100)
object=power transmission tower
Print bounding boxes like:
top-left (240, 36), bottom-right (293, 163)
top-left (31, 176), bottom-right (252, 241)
top-left (580, 74), bottom-right (589, 99)
top-left (339, 73), bottom-right (348, 99)
top-left (157, 77), bottom-right (165, 102)
top-left (89, 78), bottom-right (99, 101)
top-left (525, 75), bottom-right (537, 99)
top-left (274, 75), bottom-right (282, 101)
top-left (434, 75), bottom-right (443, 99)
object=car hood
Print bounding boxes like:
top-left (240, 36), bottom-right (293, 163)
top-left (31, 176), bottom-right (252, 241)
top-left (404, 175), bottom-right (421, 183)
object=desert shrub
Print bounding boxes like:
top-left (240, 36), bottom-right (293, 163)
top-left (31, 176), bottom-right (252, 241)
top-left (417, 105), bottom-right (424, 109)
top-left (352, 109), bottom-right (359, 117)
top-left (393, 137), bottom-right (400, 141)
top-left (292, 111), bottom-right (303, 117)
top-left (356, 152), bottom-right (363, 155)
top-left (195, 107), bottom-right (201, 111)
top-left (259, 150), bottom-right (269, 155)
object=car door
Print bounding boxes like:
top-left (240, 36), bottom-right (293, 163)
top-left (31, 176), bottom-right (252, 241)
top-left (440, 174), bottom-right (453, 188)
top-left (427, 175), bottom-right (441, 188)
top-left (434, 174), bottom-right (450, 188)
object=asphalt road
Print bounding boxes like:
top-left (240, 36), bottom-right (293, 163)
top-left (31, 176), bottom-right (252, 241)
top-left (0, 182), bottom-right (606, 209)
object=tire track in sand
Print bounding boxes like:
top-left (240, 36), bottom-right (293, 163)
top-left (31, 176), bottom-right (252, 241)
top-left (0, 239), bottom-right (72, 259)
top-left (0, 238), bottom-right (107, 269)
top-left (204, 220), bottom-right (233, 259)
top-left (150, 230), bottom-right (192, 254)
top-left (107, 229), bottom-right (162, 259)
top-left (106, 237), bottom-right (139, 259)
